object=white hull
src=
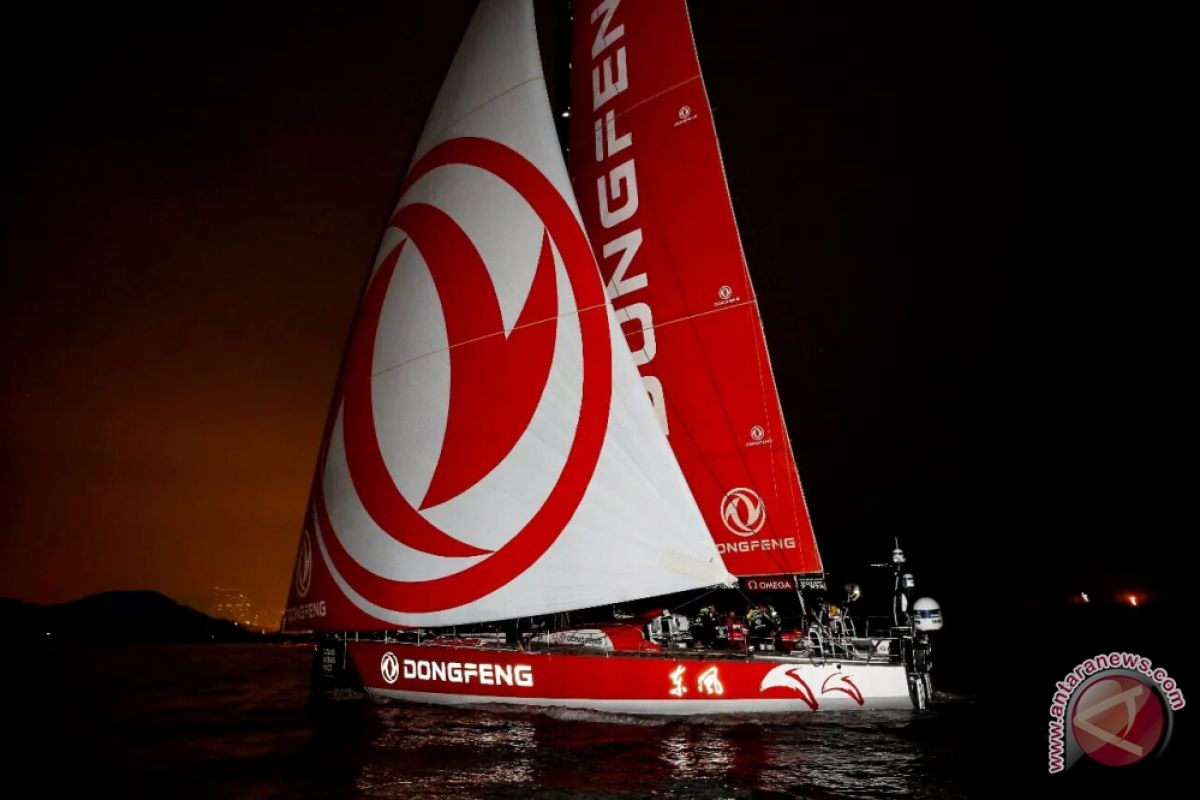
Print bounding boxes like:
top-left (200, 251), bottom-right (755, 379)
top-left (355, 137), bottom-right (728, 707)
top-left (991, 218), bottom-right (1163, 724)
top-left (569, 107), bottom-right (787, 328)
top-left (366, 688), bottom-right (913, 715)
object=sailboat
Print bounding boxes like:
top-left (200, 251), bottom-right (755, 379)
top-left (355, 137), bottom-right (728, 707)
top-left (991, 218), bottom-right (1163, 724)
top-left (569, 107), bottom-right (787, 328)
top-left (283, 0), bottom-right (941, 713)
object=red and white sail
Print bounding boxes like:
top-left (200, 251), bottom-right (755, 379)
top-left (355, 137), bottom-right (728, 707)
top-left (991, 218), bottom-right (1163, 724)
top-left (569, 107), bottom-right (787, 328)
top-left (283, 0), bottom-right (732, 632)
top-left (568, 0), bottom-right (823, 578)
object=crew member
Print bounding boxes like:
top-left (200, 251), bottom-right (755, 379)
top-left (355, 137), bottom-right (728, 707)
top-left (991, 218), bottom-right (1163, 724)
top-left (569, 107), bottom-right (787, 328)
top-left (692, 605), bottom-right (718, 649)
top-left (747, 603), bottom-right (779, 651)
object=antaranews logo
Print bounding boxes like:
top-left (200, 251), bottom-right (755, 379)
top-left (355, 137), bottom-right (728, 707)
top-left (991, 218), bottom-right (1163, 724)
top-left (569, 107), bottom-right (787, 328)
top-left (1048, 652), bottom-right (1185, 773)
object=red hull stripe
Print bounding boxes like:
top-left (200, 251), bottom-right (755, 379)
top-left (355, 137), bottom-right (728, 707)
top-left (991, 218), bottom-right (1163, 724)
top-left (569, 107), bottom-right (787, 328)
top-left (348, 642), bottom-right (911, 712)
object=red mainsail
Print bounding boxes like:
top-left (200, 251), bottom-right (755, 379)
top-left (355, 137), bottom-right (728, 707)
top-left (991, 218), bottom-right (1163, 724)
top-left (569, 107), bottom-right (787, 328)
top-left (568, 0), bottom-right (823, 577)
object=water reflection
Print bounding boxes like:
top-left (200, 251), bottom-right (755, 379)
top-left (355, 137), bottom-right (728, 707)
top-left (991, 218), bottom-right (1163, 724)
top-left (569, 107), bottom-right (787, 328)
top-left (312, 701), bottom-right (975, 799)
top-left (21, 646), bottom-right (986, 798)
top-left (354, 707), bottom-right (537, 796)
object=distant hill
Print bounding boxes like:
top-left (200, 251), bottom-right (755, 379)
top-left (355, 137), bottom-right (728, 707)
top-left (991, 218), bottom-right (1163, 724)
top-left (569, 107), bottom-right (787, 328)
top-left (0, 591), bottom-right (263, 644)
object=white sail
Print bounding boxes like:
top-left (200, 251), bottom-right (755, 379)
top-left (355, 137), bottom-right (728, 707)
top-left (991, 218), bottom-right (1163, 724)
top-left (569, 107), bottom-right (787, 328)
top-left (287, 0), bottom-right (732, 631)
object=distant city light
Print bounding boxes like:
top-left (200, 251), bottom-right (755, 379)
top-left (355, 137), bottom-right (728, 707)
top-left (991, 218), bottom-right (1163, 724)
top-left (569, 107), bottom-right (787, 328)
top-left (1128, 595), bottom-right (1139, 607)
top-left (209, 585), bottom-right (278, 631)
top-left (1081, 592), bottom-right (1089, 603)
top-left (561, 110), bottom-right (571, 118)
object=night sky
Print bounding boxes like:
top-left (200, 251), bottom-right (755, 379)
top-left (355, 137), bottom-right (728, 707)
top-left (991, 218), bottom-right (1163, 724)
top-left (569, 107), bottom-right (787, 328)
top-left (1, 3), bottom-right (1186, 618)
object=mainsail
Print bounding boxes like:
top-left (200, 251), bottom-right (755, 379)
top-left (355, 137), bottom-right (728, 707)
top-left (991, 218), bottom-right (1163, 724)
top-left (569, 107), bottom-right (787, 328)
top-left (283, 0), bottom-right (731, 632)
top-left (568, 0), bottom-right (823, 578)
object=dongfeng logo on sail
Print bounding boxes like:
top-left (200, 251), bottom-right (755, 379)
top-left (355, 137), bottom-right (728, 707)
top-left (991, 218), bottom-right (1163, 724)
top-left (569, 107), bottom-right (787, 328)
top-left (717, 488), bottom-right (796, 554)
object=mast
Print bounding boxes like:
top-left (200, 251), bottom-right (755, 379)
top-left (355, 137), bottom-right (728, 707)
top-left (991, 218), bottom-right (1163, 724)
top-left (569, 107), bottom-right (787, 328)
top-left (567, 0), bottom-right (823, 579)
top-left (282, 0), bottom-right (731, 633)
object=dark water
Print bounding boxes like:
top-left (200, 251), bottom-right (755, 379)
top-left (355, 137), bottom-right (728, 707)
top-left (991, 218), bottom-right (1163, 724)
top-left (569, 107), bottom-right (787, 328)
top-left (6, 641), bottom-right (1186, 797)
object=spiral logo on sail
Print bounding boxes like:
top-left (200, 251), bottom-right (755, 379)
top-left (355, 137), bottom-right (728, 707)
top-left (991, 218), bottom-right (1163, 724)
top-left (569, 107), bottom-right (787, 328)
top-left (721, 487), bottom-right (766, 536)
top-left (311, 137), bottom-right (613, 617)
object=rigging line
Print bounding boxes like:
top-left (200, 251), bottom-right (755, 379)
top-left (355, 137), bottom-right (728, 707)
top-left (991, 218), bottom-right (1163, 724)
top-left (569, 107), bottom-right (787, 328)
top-left (615, 298), bottom-right (756, 337)
top-left (630, 154), bottom-right (793, 577)
top-left (687, 1), bottom-right (818, 569)
top-left (669, 586), bottom-right (722, 614)
top-left (612, 300), bottom-right (797, 547)
top-left (326, 52), bottom-right (546, 475)
top-left (369, 300), bottom-right (611, 380)
top-left (680, 2), bottom-right (806, 567)
top-left (616, 293), bottom-right (804, 553)
top-left (423, 76), bottom-right (547, 152)
top-left (734, 585), bottom-right (764, 613)
top-left (632, 302), bottom-right (737, 508)
top-left (642, 306), bottom-right (792, 584)
top-left (725, 197), bottom-right (810, 566)
top-left (608, 74), bottom-right (702, 121)
top-left (653, 322), bottom-right (791, 581)
top-left (748, 305), bottom-right (793, 554)
top-left (650, 348), bottom-right (740, 544)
